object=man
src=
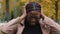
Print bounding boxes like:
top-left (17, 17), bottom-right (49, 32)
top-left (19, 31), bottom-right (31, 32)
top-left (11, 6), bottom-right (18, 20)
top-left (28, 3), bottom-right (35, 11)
top-left (0, 2), bottom-right (60, 34)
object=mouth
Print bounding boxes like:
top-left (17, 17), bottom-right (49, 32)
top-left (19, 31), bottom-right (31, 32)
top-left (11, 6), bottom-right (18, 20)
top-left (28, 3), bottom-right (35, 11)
top-left (28, 17), bottom-right (39, 25)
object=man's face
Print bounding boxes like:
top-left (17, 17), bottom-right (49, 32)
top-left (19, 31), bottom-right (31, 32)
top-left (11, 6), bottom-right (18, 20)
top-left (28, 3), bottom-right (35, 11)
top-left (26, 11), bottom-right (41, 26)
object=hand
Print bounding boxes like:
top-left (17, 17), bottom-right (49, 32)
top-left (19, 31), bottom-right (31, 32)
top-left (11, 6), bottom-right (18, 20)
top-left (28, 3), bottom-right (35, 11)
top-left (19, 2), bottom-right (29, 21)
top-left (22, 6), bottom-right (27, 16)
top-left (22, 2), bottom-right (29, 16)
top-left (39, 8), bottom-right (45, 26)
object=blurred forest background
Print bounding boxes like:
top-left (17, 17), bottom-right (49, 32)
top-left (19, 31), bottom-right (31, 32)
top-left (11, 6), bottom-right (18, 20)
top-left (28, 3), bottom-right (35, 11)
top-left (0, 0), bottom-right (60, 23)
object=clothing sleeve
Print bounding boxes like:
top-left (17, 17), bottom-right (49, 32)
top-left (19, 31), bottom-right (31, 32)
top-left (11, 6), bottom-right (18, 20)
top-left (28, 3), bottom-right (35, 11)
top-left (0, 17), bottom-right (21, 34)
top-left (44, 16), bottom-right (60, 34)
top-left (50, 27), bottom-right (60, 34)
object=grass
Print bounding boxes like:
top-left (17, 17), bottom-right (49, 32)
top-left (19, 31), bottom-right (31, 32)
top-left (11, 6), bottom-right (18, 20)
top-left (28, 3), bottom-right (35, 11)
top-left (0, 31), bottom-right (3, 34)
top-left (0, 27), bottom-right (3, 34)
top-left (0, 30), bottom-right (3, 34)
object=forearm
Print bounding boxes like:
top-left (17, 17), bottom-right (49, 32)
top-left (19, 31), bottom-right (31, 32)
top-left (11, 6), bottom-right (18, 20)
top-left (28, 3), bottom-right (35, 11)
top-left (50, 26), bottom-right (60, 34)
top-left (43, 16), bottom-right (59, 28)
top-left (0, 17), bottom-right (19, 34)
top-left (19, 14), bottom-right (26, 21)
top-left (43, 16), bottom-right (60, 33)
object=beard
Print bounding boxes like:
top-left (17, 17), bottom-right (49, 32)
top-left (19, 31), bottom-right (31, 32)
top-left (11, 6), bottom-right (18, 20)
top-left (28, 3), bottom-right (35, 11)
top-left (24, 15), bottom-right (40, 27)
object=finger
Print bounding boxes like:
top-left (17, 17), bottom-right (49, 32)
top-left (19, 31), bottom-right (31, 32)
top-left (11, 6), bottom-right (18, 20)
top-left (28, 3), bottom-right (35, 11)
top-left (23, 2), bottom-right (29, 14)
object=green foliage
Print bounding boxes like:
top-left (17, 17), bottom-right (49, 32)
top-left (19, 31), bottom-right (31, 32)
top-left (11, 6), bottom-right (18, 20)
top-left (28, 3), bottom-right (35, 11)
top-left (11, 7), bottom-right (22, 18)
top-left (11, 0), bottom-right (60, 20)
top-left (0, 0), bottom-right (60, 22)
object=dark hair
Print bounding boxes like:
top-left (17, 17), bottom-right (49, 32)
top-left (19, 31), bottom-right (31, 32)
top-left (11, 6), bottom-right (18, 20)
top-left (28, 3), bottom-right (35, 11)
top-left (25, 2), bottom-right (41, 13)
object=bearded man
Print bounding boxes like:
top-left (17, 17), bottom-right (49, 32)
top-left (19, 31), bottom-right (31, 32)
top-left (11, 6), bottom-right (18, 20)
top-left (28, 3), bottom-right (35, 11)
top-left (1, 2), bottom-right (60, 34)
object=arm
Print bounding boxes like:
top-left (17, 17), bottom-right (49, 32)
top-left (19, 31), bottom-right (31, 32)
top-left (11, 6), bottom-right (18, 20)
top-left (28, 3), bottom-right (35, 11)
top-left (0, 16), bottom-right (25, 34)
top-left (44, 16), bottom-right (60, 34)
top-left (0, 6), bottom-right (26, 34)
